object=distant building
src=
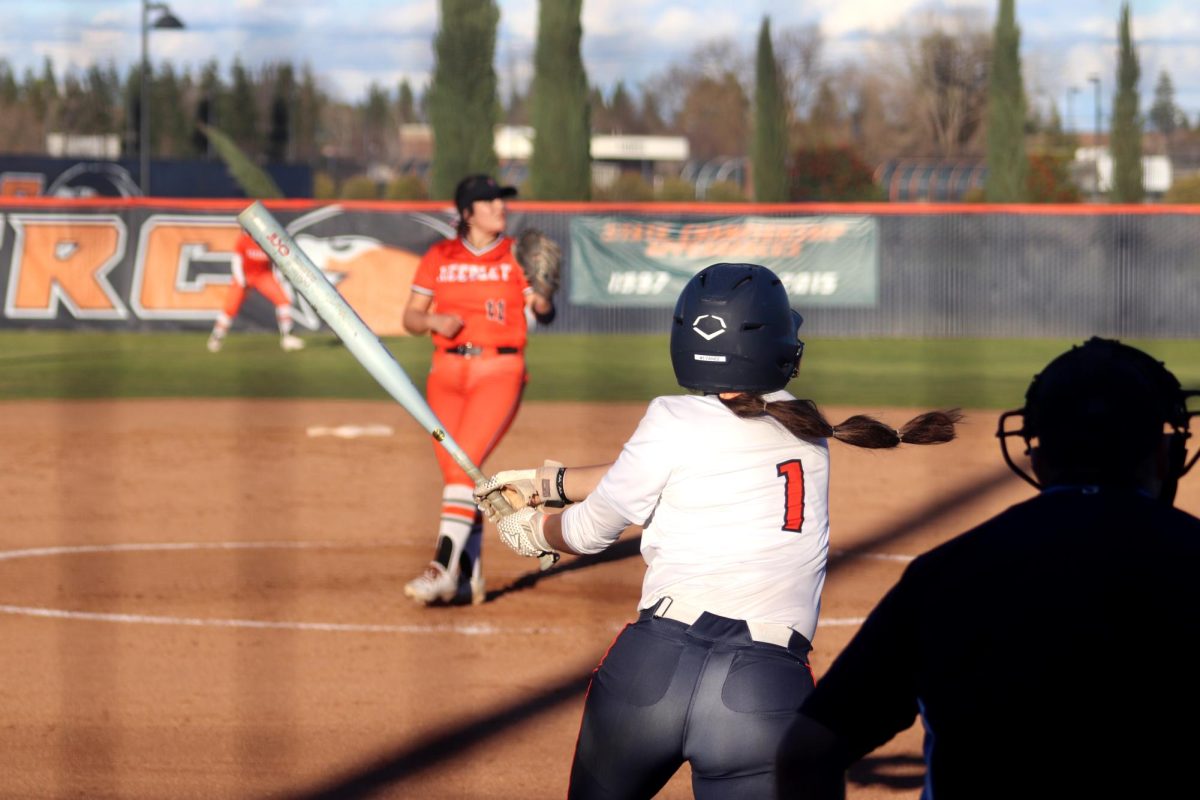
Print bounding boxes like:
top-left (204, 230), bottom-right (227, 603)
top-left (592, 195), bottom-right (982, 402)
top-left (45, 133), bottom-right (122, 160)
top-left (1073, 145), bottom-right (1172, 198)
top-left (395, 124), bottom-right (690, 190)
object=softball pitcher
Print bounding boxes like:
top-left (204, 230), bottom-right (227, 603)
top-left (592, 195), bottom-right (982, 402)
top-left (478, 263), bottom-right (961, 798)
top-left (402, 174), bottom-right (554, 606)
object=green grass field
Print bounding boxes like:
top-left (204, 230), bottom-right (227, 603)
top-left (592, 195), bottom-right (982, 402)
top-left (2, 331), bottom-right (1198, 409)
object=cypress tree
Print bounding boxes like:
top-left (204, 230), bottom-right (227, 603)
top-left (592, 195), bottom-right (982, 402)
top-left (984, 0), bottom-right (1027, 202)
top-left (429, 0), bottom-right (500, 200)
top-left (529, 0), bottom-right (590, 200)
top-left (752, 17), bottom-right (789, 202)
top-left (266, 64), bottom-right (294, 163)
top-left (1111, 2), bottom-right (1143, 203)
top-left (1148, 71), bottom-right (1179, 137)
top-left (222, 59), bottom-right (259, 155)
top-left (192, 61), bottom-right (221, 158)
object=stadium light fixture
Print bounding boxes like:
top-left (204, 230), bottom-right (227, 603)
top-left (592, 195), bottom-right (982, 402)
top-left (140, 0), bottom-right (185, 195)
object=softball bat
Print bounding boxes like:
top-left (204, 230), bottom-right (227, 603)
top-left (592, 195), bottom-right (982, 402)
top-left (237, 201), bottom-right (513, 515)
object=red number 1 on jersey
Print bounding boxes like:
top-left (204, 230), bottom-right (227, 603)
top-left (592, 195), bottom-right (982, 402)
top-left (776, 459), bottom-right (805, 532)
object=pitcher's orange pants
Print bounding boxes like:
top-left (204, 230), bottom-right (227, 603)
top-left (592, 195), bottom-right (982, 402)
top-left (425, 351), bottom-right (527, 487)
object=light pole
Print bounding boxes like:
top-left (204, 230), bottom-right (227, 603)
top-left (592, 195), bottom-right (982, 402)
top-left (140, 0), bottom-right (184, 196)
top-left (1066, 86), bottom-right (1080, 134)
top-left (1088, 74), bottom-right (1101, 198)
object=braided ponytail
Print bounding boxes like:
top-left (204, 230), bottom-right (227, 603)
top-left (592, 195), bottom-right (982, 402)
top-left (718, 394), bottom-right (962, 449)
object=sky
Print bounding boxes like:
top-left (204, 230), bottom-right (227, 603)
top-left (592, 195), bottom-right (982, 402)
top-left (3, 0), bottom-right (1199, 132)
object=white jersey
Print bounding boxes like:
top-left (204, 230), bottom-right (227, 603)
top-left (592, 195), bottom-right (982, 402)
top-left (560, 390), bottom-right (830, 640)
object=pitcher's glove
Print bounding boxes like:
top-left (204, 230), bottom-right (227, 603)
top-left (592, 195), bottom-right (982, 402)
top-left (474, 460), bottom-right (570, 523)
top-left (497, 507), bottom-right (559, 564)
top-left (515, 229), bottom-right (562, 298)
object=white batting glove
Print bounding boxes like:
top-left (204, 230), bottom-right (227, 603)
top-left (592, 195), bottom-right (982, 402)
top-left (474, 469), bottom-right (535, 524)
top-left (473, 460), bottom-right (570, 523)
top-left (497, 507), bottom-right (558, 561)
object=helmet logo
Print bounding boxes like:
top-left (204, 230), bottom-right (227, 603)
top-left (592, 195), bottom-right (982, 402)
top-left (692, 314), bottom-right (727, 341)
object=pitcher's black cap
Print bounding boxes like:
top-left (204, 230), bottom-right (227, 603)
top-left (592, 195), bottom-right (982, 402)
top-left (454, 174), bottom-right (517, 214)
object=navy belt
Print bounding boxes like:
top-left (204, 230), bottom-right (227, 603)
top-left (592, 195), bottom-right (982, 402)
top-left (444, 345), bottom-right (520, 357)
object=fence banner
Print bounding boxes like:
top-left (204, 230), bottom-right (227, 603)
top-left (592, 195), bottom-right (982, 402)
top-left (0, 200), bottom-right (451, 334)
top-left (568, 215), bottom-right (879, 307)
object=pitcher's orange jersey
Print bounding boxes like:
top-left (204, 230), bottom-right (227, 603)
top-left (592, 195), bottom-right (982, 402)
top-left (411, 236), bottom-right (531, 350)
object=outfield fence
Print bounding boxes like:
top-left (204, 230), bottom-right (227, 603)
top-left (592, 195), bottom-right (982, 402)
top-left (1, 198), bottom-right (1197, 339)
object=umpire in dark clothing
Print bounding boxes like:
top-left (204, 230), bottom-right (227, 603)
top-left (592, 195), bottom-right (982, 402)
top-left (777, 337), bottom-right (1200, 799)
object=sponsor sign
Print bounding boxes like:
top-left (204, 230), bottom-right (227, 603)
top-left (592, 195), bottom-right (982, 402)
top-left (569, 215), bottom-right (878, 307)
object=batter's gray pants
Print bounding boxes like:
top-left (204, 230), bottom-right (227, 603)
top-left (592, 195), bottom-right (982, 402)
top-left (568, 605), bottom-right (815, 799)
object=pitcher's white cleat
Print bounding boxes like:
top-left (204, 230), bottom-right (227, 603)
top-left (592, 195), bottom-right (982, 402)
top-left (404, 561), bottom-right (485, 605)
top-left (280, 334), bottom-right (305, 352)
top-left (404, 562), bottom-right (457, 604)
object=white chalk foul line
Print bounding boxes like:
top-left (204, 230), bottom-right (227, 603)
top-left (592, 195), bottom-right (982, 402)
top-left (0, 541), bottom-right (908, 633)
top-left (0, 540), bottom-right (344, 563)
top-left (0, 604), bottom-right (560, 636)
top-left (0, 540), bottom-right (562, 636)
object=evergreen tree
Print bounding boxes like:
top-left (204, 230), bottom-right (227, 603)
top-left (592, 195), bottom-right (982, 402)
top-left (26, 57), bottom-right (59, 130)
top-left (397, 79), bottom-right (416, 124)
top-left (984, 0), bottom-right (1027, 202)
top-left (0, 60), bottom-right (17, 106)
top-left (529, 0), bottom-right (590, 199)
top-left (428, 0), bottom-right (501, 199)
top-left (154, 63), bottom-right (191, 156)
top-left (59, 71), bottom-right (85, 134)
top-left (362, 82), bottom-right (390, 161)
top-left (222, 59), bottom-right (260, 156)
top-left (587, 86), bottom-right (608, 131)
top-left (39, 57), bottom-right (59, 125)
top-left (608, 82), bottom-right (639, 133)
top-left (1148, 70), bottom-right (1180, 137)
top-left (78, 64), bottom-right (119, 134)
top-left (293, 65), bottom-right (324, 162)
top-left (1111, 2), bottom-right (1143, 203)
top-left (193, 61), bottom-right (222, 158)
top-left (267, 63), bottom-right (294, 163)
top-left (752, 17), bottom-right (789, 202)
top-left (123, 65), bottom-right (142, 157)
top-left (640, 89), bottom-right (666, 134)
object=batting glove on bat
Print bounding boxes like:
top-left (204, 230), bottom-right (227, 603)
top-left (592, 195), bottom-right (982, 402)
top-left (497, 507), bottom-right (558, 562)
top-left (474, 460), bottom-right (570, 523)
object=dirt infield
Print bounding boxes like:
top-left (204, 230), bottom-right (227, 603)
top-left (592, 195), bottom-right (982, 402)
top-left (2, 399), bottom-right (1191, 799)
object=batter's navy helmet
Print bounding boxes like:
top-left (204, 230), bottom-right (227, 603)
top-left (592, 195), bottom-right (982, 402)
top-left (670, 263), bottom-right (803, 394)
top-left (997, 337), bottom-right (1200, 501)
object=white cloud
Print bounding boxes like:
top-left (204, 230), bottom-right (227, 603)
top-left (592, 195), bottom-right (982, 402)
top-left (820, 0), bottom-right (991, 37)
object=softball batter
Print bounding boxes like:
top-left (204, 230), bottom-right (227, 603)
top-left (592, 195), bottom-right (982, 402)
top-left (207, 230), bottom-right (305, 353)
top-left (479, 263), bottom-right (960, 798)
top-left (403, 174), bottom-right (554, 606)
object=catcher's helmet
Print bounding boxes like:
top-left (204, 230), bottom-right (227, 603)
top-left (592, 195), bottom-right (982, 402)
top-left (997, 337), bottom-right (1199, 501)
top-left (670, 263), bottom-right (803, 394)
